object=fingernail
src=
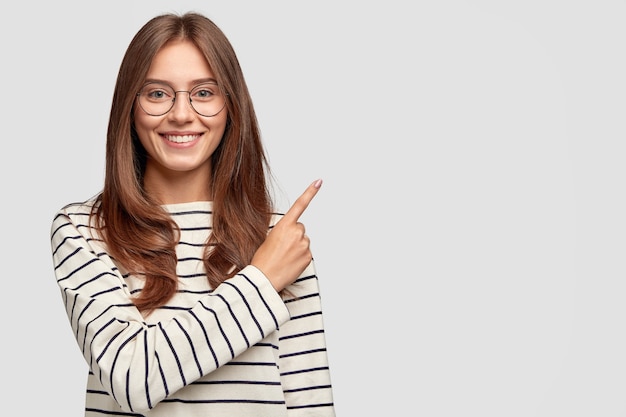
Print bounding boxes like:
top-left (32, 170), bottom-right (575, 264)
top-left (313, 179), bottom-right (323, 189)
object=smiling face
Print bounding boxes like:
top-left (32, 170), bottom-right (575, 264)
top-left (133, 39), bottom-right (228, 202)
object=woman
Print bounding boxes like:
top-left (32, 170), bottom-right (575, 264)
top-left (50, 12), bottom-right (335, 416)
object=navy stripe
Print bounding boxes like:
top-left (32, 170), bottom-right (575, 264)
top-left (189, 310), bottom-right (220, 368)
top-left (143, 333), bottom-right (152, 409)
top-left (158, 322), bottom-right (187, 386)
top-left (173, 317), bottom-right (203, 377)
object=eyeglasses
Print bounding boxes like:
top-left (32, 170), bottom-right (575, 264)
top-left (136, 81), bottom-right (227, 117)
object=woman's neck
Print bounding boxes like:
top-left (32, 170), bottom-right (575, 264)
top-left (143, 164), bottom-right (212, 204)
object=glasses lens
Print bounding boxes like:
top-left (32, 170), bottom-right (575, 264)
top-left (137, 82), bottom-right (226, 117)
top-left (138, 82), bottom-right (175, 116)
top-left (189, 82), bottom-right (226, 117)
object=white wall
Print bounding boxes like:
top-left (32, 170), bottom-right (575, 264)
top-left (2, 1), bottom-right (625, 415)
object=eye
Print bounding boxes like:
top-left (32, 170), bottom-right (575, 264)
top-left (148, 90), bottom-right (167, 99)
top-left (191, 83), bottom-right (219, 101)
top-left (196, 89), bottom-right (213, 98)
top-left (141, 83), bottom-right (173, 101)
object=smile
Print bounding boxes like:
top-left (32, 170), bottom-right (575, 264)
top-left (164, 134), bottom-right (200, 143)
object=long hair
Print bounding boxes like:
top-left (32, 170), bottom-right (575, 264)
top-left (94, 12), bottom-right (273, 313)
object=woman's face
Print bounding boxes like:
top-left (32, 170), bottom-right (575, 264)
top-left (133, 39), bottom-right (228, 188)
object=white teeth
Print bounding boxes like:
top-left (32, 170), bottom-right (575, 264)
top-left (165, 135), bottom-right (197, 143)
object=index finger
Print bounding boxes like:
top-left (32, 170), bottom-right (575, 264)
top-left (282, 179), bottom-right (323, 223)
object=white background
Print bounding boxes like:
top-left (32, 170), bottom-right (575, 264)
top-left (2, 1), bottom-right (626, 415)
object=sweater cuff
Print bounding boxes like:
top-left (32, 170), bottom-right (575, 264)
top-left (236, 264), bottom-right (291, 325)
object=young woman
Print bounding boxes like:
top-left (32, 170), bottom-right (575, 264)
top-left (50, 12), bottom-right (335, 416)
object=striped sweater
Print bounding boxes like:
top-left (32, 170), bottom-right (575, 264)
top-left (50, 199), bottom-right (335, 416)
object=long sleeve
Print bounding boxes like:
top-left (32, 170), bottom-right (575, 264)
top-left (50, 203), bottom-right (291, 413)
top-left (279, 261), bottom-right (336, 416)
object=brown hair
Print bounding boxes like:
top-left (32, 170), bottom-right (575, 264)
top-left (93, 12), bottom-right (273, 313)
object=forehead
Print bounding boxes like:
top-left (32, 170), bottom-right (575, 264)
top-left (146, 39), bottom-right (215, 85)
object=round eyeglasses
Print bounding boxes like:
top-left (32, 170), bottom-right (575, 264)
top-left (136, 81), bottom-right (227, 117)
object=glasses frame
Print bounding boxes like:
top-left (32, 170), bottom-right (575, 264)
top-left (136, 81), bottom-right (228, 117)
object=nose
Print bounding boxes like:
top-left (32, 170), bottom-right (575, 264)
top-left (168, 91), bottom-right (195, 121)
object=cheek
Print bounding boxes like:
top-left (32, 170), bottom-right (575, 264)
top-left (209, 111), bottom-right (229, 137)
top-left (133, 109), bottom-right (157, 146)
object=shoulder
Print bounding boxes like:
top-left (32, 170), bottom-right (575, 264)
top-left (51, 195), bottom-right (101, 238)
top-left (54, 195), bottom-right (99, 221)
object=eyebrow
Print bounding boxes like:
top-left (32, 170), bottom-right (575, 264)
top-left (143, 77), bottom-right (219, 86)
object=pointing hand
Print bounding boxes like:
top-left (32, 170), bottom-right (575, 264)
top-left (251, 179), bottom-right (322, 292)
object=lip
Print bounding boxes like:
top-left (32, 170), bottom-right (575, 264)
top-left (160, 132), bottom-right (203, 148)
